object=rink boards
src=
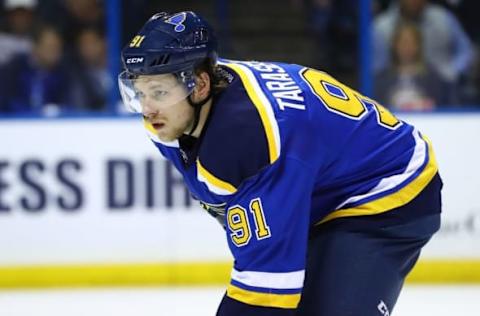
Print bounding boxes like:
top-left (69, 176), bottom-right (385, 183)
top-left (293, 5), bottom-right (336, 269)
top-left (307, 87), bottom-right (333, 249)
top-left (0, 113), bottom-right (479, 287)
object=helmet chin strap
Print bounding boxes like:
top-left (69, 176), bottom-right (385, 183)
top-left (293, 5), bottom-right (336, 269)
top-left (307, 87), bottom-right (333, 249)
top-left (186, 91), bottom-right (213, 137)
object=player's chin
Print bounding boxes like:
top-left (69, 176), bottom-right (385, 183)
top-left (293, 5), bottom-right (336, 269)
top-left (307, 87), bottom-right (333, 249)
top-left (157, 134), bottom-right (176, 143)
top-left (157, 130), bottom-right (181, 143)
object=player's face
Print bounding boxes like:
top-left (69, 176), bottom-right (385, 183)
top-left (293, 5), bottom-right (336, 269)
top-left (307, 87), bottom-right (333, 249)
top-left (134, 74), bottom-right (195, 142)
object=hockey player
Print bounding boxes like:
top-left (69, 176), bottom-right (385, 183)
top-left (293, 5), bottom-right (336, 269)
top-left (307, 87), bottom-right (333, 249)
top-left (118, 11), bottom-right (442, 316)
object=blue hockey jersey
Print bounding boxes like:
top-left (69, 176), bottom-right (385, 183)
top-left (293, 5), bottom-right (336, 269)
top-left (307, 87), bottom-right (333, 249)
top-left (143, 60), bottom-right (438, 309)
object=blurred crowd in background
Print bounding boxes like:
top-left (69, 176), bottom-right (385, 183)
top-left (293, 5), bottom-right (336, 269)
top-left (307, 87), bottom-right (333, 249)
top-left (0, 0), bottom-right (110, 115)
top-left (298, 0), bottom-right (480, 111)
top-left (0, 0), bottom-right (479, 116)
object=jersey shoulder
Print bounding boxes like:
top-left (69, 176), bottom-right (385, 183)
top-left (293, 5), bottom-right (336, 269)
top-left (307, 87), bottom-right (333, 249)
top-left (198, 68), bottom-right (272, 191)
top-left (216, 59), bottom-right (321, 167)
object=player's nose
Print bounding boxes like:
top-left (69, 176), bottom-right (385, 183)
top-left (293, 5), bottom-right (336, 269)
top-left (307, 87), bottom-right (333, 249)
top-left (142, 99), bottom-right (159, 118)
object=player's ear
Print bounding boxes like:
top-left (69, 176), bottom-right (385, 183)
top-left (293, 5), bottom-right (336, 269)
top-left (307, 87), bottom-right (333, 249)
top-left (191, 71), bottom-right (211, 103)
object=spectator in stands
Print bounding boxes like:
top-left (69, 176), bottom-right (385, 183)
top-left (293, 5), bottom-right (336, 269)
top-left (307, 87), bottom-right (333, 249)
top-left (436, 0), bottom-right (480, 105)
top-left (40, 0), bottom-right (104, 55)
top-left (69, 27), bottom-right (111, 111)
top-left (374, 0), bottom-right (474, 86)
top-left (375, 22), bottom-right (454, 110)
top-left (0, 25), bottom-right (71, 114)
top-left (0, 0), bottom-right (37, 65)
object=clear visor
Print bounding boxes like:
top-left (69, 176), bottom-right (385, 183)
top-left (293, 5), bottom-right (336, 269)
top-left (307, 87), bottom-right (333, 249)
top-left (118, 71), bottom-right (195, 113)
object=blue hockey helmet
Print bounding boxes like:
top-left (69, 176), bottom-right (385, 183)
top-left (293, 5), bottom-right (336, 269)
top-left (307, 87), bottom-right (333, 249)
top-left (118, 11), bottom-right (218, 113)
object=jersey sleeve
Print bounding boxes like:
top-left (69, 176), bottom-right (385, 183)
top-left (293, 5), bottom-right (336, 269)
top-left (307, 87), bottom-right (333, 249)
top-left (220, 155), bottom-right (315, 312)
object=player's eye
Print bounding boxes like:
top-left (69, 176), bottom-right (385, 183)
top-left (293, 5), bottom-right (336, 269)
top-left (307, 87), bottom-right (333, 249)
top-left (152, 90), bottom-right (168, 100)
top-left (135, 90), bottom-right (146, 100)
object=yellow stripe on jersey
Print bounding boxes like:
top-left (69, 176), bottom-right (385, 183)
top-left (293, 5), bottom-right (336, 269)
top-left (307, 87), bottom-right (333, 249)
top-left (222, 62), bottom-right (280, 164)
top-left (143, 119), bottom-right (161, 143)
top-left (317, 136), bottom-right (438, 225)
top-left (226, 284), bottom-right (301, 309)
top-left (143, 120), bottom-right (156, 134)
top-left (142, 119), bottom-right (180, 147)
top-left (197, 159), bottom-right (237, 194)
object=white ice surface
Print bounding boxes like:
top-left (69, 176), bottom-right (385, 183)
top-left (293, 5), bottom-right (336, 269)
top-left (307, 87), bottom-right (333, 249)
top-left (0, 285), bottom-right (478, 315)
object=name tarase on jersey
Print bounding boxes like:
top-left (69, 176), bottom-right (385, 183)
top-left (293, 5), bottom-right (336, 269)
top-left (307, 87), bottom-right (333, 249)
top-left (242, 61), bottom-right (306, 111)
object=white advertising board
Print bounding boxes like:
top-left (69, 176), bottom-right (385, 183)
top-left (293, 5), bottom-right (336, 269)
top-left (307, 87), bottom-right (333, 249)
top-left (0, 118), bottom-right (230, 265)
top-left (399, 113), bottom-right (480, 259)
top-left (0, 113), bottom-right (479, 267)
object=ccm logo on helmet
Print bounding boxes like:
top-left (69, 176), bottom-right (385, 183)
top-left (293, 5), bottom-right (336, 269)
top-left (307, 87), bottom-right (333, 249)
top-left (126, 57), bottom-right (144, 64)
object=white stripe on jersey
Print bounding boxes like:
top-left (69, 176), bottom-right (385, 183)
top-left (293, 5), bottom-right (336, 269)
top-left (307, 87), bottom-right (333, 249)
top-left (335, 128), bottom-right (427, 209)
top-left (231, 269), bottom-right (305, 289)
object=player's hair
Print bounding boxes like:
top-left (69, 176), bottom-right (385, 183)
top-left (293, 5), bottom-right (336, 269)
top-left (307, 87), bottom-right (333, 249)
top-left (194, 58), bottom-right (230, 95)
